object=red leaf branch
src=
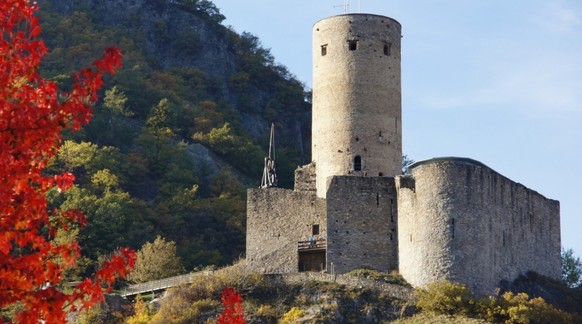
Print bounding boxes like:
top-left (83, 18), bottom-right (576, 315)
top-left (0, 1), bottom-right (134, 322)
top-left (217, 287), bottom-right (245, 324)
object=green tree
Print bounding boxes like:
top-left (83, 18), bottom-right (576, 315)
top-left (104, 86), bottom-right (133, 119)
top-left (193, 122), bottom-right (263, 176)
top-left (146, 98), bottom-right (174, 131)
top-left (127, 236), bottom-right (185, 283)
top-left (562, 248), bottom-right (582, 288)
top-left (58, 173), bottom-right (150, 262)
top-left (126, 297), bottom-right (154, 324)
top-left (402, 154), bottom-right (415, 175)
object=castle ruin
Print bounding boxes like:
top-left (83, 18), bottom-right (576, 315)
top-left (246, 13), bottom-right (560, 295)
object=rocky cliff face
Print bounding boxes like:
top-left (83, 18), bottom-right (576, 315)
top-left (44, 0), bottom-right (234, 83)
top-left (41, 0), bottom-right (311, 169)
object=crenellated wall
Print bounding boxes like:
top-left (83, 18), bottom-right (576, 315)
top-left (396, 158), bottom-right (561, 295)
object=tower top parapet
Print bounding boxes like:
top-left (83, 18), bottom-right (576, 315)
top-left (313, 13), bottom-right (401, 28)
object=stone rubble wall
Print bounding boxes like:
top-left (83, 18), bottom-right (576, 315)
top-left (246, 188), bottom-right (326, 273)
top-left (326, 176), bottom-right (398, 274)
top-left (397, 158), bottom-right (560, 296)
top-left (294, 162), bottom-right (317, 193)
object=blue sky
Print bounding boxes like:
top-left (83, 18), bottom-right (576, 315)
top-left (215, 0), bottom-right (582, 258)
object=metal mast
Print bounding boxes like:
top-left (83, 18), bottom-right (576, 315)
top-left (260, 123), bottom-right (278, 188)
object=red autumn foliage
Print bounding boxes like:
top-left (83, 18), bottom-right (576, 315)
top-left (0, 1), bottom-right (135, 322)
top-left (217, 287), bottom-right (245, 324)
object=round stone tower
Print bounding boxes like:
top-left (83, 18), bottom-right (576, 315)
top-left (312, 14), bottom-right (402, 198)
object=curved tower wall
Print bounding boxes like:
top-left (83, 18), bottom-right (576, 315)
top-left (312, 14), bottom-right (402, 198)
top-left (396, 159), bottom-right (561, 295)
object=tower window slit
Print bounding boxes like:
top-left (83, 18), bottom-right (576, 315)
top-left (390, 199), bottom-right (394, 222)
top-left (451, 218), bottom-right (456, 238)
top-left (348, 40), bottom-right (358, 51)
top-left (384, 43), bottom-right (391, 56)
top-left (376, 192), bottom-right (379, 205)
top-left (321, 44), bottom-right (327, 56)
top-left (354, 155), bottom-right (362, 171)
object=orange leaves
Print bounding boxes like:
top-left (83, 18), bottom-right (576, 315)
top-left (0, 0), bottom-right (134, 322)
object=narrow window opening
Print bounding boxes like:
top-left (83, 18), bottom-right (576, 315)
top-left (312, 224), bottom-right (320, 236)
top-left (379, 172), bottom-right (383, 176)
top-left (321, 45), bottom-right (327, 56)
top-left (354, 155), bottom-right (362, 171)
top-left (390, 199), bottom-right (394, 223)
top-left (390, 233), bottom-right (393, 241)
top-left (348, 40), bottom-right (358, 51)
top-left (376, 192), bottom-right (379, 205)
top-left (451, 218), bottom-right (456, 238)
top-left (383, 43), bottom-right (391, 56)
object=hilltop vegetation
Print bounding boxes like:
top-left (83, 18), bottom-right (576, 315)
top-left (72, 264), bottom-right (582, 323)
top-left (37, 0), bottom-right (311, 275)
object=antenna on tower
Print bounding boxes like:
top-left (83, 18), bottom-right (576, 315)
top-left (333, 0), bottom-right (349, 13)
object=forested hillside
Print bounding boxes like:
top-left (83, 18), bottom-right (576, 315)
top-left (38, 0), bottom-right (312, 275)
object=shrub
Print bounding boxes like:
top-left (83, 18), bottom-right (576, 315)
top-left (255, 304), bottom-right (278, 319)
top-left (126, 298), bottom-right (153, 324)
top-left (148, 297), bottom-right (219, 324)
top-left (176, 275), bottom-right (223, 302)
top-left (485, 291), bottom-right (575, 324)
top-left (192, 298), bottom-right (219, 315)
top-left (346, 268), bottom-right (409, 286)
top-left (414, 280), bottom-right (477, 316)
top-left (213, 259), bottom-right (265, 295)
top-left (415, 280), bottom-right (578, 323)
top-left (280, 307), bottom-right (305, 323)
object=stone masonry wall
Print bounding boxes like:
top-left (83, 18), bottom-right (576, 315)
top-left (396, 158), bottom-right (560, 295)
top-left (246, 188), bottom-right (326, 273)
top-left (312, 14), bottom-right (402, 198)
top-left (294, 162), bottom-right (316, 193)
top-left (326, 176), bottom-right (398, 274)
